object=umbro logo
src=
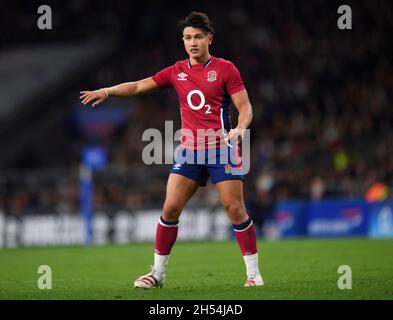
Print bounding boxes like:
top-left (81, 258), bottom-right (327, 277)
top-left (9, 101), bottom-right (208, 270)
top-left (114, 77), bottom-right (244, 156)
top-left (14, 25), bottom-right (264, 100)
top-left (177, 73), bottom-right (188, 81)
top-left (173, 163), bottom-right (182, 170)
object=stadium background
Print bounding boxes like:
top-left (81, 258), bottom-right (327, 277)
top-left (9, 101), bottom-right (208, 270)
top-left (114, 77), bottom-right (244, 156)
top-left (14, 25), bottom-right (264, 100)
top-left (0, 0), bottom-right (392, 300)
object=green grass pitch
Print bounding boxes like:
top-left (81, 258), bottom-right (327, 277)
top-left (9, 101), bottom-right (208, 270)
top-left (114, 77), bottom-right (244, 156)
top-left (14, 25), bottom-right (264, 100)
top-left (0, 238), bottom-right (392, 300)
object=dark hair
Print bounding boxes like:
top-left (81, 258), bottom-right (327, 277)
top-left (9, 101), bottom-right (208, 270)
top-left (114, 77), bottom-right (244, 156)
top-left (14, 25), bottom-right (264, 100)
top-left (177, 11), bottom-right (215, 35)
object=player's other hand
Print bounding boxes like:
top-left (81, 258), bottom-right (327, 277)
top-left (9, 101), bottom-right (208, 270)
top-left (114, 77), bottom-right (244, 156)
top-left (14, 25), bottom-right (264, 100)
top-left (79, 89), bottom-right (109, 107)
top-left (225, 127), bottom-right (245, 145)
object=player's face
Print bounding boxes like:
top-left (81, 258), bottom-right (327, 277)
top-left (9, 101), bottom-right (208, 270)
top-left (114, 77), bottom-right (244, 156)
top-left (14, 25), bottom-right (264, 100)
top-left (182, 27), bottom-right (212, 60)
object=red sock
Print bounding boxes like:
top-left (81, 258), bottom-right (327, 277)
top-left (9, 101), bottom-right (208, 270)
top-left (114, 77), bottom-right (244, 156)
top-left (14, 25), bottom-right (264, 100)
top-left (155, 217), bottom-right (179, 255)
top-left (234, 219), bottom-right (257, 256)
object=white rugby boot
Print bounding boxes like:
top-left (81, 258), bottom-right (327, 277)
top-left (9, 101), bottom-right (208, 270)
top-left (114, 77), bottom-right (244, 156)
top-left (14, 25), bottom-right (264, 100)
top-left (244, 272), bottom-right (264, 287)
top-left (134, 266), bottom-right (165, 289)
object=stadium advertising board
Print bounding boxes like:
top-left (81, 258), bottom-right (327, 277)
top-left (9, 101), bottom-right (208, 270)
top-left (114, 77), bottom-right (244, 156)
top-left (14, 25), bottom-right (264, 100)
top-left (368, 202), bottom-right (393, 238)
top-left (307, 200), bottom-right (368, 237)
top-left (273, 201), bottom-right (307, 238)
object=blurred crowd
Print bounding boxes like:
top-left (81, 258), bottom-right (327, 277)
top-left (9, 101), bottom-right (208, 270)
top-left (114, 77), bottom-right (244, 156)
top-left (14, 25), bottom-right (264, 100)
top-left (1, 0), bottom-right (392, 216)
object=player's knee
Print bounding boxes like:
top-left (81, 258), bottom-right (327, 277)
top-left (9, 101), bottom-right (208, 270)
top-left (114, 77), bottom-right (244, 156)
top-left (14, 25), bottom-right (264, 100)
top-left (223, 202), bottom-right (247, 224)
top-left (162, 202), bottom-right (182, 221)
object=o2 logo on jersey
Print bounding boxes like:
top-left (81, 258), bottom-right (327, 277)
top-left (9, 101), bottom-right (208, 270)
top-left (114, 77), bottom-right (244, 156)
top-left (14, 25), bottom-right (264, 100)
top-left (187, 90), bottom-right (212, 114)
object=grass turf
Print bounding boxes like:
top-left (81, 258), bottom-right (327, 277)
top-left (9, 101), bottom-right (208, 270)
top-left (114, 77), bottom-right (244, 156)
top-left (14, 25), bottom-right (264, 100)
top-left (0, 238), bottom-right (392, 300)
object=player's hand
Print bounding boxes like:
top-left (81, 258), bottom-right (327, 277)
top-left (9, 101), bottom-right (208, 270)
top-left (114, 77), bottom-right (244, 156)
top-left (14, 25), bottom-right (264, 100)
top-left (79, 89), bottom-right (109, 107)
top-left (225, 127), bottom-right (245, 146)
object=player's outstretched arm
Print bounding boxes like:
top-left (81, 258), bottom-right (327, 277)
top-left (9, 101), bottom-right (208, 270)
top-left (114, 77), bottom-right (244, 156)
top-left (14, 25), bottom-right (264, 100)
top-left (80, 77), bottom-right (159, 107)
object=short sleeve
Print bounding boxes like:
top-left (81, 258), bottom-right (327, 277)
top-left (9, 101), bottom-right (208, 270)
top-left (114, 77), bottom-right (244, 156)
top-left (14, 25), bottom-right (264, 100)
top-left (152, 65), bottom-right (174, 89)
top-left (225, 62), bottom-right (245, 96)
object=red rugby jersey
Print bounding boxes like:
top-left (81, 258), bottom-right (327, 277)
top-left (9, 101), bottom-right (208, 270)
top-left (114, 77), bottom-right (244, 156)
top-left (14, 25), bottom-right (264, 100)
top-left (152, 56), bottom-right (245, 149)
